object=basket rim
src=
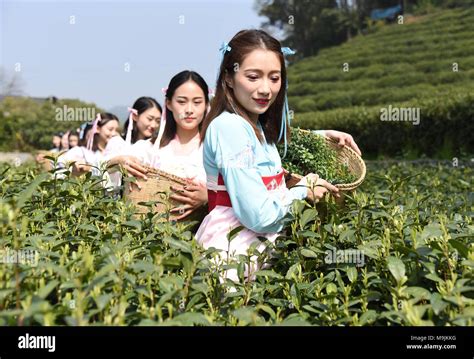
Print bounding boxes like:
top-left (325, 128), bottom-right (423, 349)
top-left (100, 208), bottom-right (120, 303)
top-left (291, 129), bottom-right (366, 191)
top-left (142, 166), bottom-right (188, 185)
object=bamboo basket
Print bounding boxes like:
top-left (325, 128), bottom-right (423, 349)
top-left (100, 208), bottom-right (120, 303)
top-left (123, 166), bottom-right (207, 222)
top-left (285, 132), bottom-right (366, 204)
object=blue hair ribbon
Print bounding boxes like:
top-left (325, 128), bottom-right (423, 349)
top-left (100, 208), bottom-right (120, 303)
top-left (279, 46), bottom-right (296, 158)
top-left (281, 47), bottom-right (296, 57)
top-left (217, 42), bottom-right (232, 82)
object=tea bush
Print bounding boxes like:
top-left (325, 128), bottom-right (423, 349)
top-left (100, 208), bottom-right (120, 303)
top-left (0, 160), bottom-right (472, 326)
top-left (286, 8), bottom-right (474, 158)
top-left (291, 92), bottom-right (474, 159)
top-left (0, 97), bottom-right (103, 152)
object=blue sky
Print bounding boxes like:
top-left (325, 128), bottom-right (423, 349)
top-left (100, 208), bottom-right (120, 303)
top-left (0, 0), bottom-right (266, 112)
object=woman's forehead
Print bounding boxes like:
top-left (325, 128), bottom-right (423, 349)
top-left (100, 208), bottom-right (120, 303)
top-left (240, 49), bottom-right (281, 72)
top-left (174, 81), bottom-right (205, 98)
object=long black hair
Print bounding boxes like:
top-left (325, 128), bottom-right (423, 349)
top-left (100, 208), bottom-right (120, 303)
top-left (153, 71), bottom-right (209, 148)
top-left (123, 97), bottom-right (162, 144)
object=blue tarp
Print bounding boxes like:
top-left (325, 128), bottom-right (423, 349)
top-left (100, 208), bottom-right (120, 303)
top-left (370, 5), bottom-right (402, 21)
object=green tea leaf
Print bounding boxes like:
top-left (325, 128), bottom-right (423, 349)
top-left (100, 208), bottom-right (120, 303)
top-left (387, 257), bottom-right (406, 283)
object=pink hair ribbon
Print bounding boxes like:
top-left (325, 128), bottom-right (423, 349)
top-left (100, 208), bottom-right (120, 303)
top-left (86, 113), bottom-right (101, 151)
top-left (153, 101), bottom-right (166, 152)
top-left (125, 107), bottom-right (138, 144)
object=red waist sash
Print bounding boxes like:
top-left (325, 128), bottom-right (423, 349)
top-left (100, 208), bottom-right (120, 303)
top-left (208, 170), bottom-right (285, 212)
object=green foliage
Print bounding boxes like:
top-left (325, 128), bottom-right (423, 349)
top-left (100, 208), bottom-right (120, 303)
top-left (0, 97), bottom-right (103, 151)
top-left (0, 160), bottom-right (472, 326)
top-left (286, 8), bottom-right (474, 157)
top-left (255, 0), bottom-right (353, 59)
top-left (292, 91), bottom-right (474, 159)
top-left (279, 128), bottom-right (356, 184)
top-left (288, 8), bottom-right (474, 111)
top-left (256, 0), bottom-right (473, 59)
top-left (412, 0), bottom-right (474, 15)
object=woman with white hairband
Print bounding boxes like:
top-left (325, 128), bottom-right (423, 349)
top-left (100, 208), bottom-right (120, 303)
top-left (119, 70), bottom-right (211, 220)
top-left (58, 112), bottom-right (119, 177)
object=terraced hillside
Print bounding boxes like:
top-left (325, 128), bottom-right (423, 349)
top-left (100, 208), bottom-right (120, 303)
top-left (288, 8), bottom-right (474, 158)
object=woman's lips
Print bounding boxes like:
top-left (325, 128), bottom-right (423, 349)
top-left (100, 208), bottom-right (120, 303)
top-left (254, 98), bottom-right (270, 106)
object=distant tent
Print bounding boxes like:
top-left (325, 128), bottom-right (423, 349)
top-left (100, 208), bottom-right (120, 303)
top-left (370, 5), bottom-right (402, 21)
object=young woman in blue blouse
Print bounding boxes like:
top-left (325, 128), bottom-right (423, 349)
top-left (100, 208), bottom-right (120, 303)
top-left (197, 29), bottom-right (361, 281)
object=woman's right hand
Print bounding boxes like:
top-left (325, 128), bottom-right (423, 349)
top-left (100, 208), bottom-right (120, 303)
top-left (169, 179), bottom-right (208, 220)
top-left (108, 155), bottom-right (148, 179)
top-left (298, 173), bottom-right (340, 202)
top-left (108, 155), bottom-right (148, 192)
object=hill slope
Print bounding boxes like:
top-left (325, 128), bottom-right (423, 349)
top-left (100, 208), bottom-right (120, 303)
top-left (288, 8), bottom-right (474, 112)
top-left (287, 8), bottom-right (474, 158)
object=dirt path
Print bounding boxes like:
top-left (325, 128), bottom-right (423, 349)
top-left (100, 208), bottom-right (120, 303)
top-left (0, 152), bottom-right (34, 164)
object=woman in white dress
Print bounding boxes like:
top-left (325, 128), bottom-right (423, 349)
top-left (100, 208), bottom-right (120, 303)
top-left (58, 113), bottom-right (120, 177)
top-left (105, 97), bottom-right (162, 187)
top-left (116, 70), bottom-right (211, 220)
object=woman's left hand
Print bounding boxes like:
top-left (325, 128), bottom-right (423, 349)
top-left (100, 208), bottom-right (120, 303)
top-left (169, 179), bottom-right (208, 220)
top-left (324, 130), bottom-right (362, 156)
top-left (71, 162), bottom-right (92, 176)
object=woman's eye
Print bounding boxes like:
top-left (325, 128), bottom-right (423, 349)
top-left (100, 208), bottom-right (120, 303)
top-left (247, 75), bottom-right (258, 81)
top-left (178, 101), bottom-right (186, 105)
top-left (271, 77), bottom-right (280, 82)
